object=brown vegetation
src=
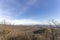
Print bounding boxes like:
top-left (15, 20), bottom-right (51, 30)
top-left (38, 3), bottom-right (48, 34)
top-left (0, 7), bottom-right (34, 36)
top-left (0, 24), bottom-right (60, 40)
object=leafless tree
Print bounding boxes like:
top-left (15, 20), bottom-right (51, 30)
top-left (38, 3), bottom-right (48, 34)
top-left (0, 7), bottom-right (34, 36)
top-left (48, 19), bottom-right (60, 40)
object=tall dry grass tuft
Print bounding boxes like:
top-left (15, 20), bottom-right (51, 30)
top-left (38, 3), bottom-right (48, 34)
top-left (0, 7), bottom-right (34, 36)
top-left (0, 29), bottom-right (34, 40)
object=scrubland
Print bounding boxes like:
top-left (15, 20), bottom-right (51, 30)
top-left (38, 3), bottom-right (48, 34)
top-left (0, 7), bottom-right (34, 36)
top-left (0, 24), bottom-right (60, 40)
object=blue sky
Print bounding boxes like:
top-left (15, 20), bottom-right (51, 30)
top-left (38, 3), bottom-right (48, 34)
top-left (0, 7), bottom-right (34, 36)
top-left (0, 0), bottom-right (60, 25)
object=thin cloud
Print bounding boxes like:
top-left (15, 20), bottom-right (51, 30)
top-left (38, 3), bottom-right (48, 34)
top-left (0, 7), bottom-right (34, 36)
top-left (0, 0), bottom-right (41, 25)
top-left (0, 19), bottom-right (49, 25)
top-left (0, 0), bottom-right (38, 18)
top-left (19, 0), bottom-right (38, 15)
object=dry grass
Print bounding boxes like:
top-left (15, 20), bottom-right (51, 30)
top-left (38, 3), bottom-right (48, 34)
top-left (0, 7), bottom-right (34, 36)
top-left (0, 24), bottom-right (60, 40)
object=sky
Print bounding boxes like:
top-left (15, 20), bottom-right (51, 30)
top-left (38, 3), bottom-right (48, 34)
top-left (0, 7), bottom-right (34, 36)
top-left (0, 0), bottom-right (60, 25)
